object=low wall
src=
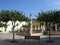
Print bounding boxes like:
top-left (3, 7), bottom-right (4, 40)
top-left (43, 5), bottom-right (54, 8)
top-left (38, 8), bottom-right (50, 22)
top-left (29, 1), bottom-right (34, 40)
top-left (45, 31), bottom-right (60, 35)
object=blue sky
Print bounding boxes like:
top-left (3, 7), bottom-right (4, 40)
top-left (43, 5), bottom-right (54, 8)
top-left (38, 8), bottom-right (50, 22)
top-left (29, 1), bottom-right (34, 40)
top-left (0, 0), bottom-right (60, 18)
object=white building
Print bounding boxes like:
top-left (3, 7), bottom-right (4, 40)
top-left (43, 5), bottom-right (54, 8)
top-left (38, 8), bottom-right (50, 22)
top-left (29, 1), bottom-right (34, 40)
top-left (0, 20), bottom-right (27, 33)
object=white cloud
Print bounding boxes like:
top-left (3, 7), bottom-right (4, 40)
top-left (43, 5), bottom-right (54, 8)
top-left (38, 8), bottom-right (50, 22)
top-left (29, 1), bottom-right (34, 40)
top-left (51, 0), bottom-right (60, 9)
top-left (52, 0), bottom-right (60, 6)
top-left (53, 2), bottom-right (60, 5)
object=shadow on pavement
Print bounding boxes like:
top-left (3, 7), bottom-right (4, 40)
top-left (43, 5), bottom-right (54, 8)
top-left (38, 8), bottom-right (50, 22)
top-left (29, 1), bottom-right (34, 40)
top-left (0, 37), bottom-right (60, 45)
top-left (0, 39), bottom-right (47, 45)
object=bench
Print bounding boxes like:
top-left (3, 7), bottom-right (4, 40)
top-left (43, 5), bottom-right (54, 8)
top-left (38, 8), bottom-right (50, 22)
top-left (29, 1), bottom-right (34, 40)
top-left (25, 36), bottom-right (40, 40)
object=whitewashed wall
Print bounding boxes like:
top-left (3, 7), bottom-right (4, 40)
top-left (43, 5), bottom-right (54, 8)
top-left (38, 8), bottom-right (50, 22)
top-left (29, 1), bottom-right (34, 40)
top-left (0, 20), bottom-right (27, 33)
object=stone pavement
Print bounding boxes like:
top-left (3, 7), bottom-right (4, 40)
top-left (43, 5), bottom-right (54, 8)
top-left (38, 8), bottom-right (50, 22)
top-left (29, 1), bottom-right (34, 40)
top-left (0, 33), bottom-right (60, 45)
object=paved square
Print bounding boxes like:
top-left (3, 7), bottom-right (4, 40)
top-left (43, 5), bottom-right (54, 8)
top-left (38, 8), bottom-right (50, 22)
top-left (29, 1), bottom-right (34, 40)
top-left (0, 33), bottom-right (60, 45)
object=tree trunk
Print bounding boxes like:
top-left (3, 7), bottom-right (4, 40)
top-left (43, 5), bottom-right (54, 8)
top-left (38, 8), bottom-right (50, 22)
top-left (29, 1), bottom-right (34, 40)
top-left (12, 21), bottom-right (15, 42)
top-left (49, 22), bottom-right (50, 41)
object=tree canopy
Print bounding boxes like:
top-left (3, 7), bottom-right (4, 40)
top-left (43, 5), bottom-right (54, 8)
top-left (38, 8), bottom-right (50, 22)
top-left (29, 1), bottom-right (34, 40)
top-left (37, 10), bottom-right (60, 23)
top-left (0, 10), bottom-right (29, 22)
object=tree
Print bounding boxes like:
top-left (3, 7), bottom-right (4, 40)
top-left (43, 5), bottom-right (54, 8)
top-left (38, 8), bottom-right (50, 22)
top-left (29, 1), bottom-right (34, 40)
top-left (10, 10), bottom-right (29, 42)
top-left (37, 10), bottom-right (56, 42)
